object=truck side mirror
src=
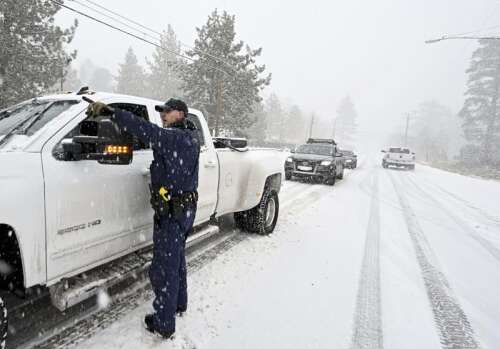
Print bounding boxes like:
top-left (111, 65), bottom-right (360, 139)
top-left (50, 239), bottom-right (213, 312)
top-left (62, 139), bottom-right (82, 161)
top-left (72, 119), bottom-right (134, 165)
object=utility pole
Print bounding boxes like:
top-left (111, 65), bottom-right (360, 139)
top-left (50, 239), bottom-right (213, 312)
top-left (215, 78), bottom-right (223, 137)
top-left (60, 66), bottom-right (65, 92)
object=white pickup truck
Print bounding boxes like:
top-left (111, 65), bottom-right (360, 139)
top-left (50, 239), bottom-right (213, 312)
top-left (381, 146), bottom-right (415, 170)
top-left (0, 91), bottom-right (283, 341)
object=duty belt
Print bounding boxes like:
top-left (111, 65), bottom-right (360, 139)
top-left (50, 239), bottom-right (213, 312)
top-left (150, 186), bottom-right (198, 219)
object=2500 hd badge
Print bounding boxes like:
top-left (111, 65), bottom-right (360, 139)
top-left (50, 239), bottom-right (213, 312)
top-left (57, 219), bottom-right (102, 235)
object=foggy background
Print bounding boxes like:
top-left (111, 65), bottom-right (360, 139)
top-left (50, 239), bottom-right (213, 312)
top-left (55, 0), bottom-right (499, 149)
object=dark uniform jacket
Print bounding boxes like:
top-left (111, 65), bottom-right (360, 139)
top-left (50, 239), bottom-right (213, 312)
top-left (112, 109), bottom-right (200, 198)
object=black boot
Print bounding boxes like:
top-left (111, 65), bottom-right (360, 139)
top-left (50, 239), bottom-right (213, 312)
top-left (144, 314), bottom-right (175, 339)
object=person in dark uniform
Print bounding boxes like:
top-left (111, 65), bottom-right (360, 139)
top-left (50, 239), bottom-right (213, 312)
top-left (86, 98), bottom-right (200, 339)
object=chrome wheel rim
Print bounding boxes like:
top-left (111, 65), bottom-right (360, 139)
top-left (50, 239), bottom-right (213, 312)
top-left (265, 197), bottom-right (276, 228)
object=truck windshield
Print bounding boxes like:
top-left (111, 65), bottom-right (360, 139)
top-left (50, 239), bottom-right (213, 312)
top-left (389, 147), bottom-right (410, 154)
top-left (0, 99), bottom-right (77, 137)
top-left (296, 144), bottom-right (333, 156)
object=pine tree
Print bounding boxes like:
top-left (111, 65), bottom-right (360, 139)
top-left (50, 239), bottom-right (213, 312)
top-left (180, 9), bottom-right (271, 136)
top-left (414, 101), bottom-right (461, 162)
top-left (91, 67), bottom-right (113, 93)
top-left (146, 25), bottom-right (183, 100)
top-left (265, 93), bottom-right (285, 142)
top-left (285, 105), bottom-right (306, 144)
top-left (62, 66), bottom-right (82, 91)
top-left (335, 96), bottom-right (358, 148)
top-left (79, 58), bottom-right (96, 84)
top-left (246, 102), bottom-right (267, 144)
top-left (0, 0), bottom-right (77, 108)
top-left (115, 47), bottom-right (147, 97)
top-left (48, 65), bottom-right (82, 93)
top-left (460, 39), bottom-right (500, 166)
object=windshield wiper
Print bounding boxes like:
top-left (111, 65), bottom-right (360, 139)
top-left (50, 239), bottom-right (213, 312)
top-left (0, 112), bottom-right (40, 147)
top-left (0, 110), bottom-right (11, 121)
top-left (19, 102), bottom-right (56, 135)
top-left (0, 102), bottom-right (54, 148)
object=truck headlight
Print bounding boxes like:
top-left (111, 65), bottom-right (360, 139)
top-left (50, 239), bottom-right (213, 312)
top-left (286, 157), bottom-right (293, 163)
top-left (320, 160), bottom-right (332, 166)
top-left (346, 159), bottom-right (352, 163)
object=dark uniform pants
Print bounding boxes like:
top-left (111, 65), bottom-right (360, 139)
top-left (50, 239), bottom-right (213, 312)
top-left (149, 206), bottom-right (196, 333)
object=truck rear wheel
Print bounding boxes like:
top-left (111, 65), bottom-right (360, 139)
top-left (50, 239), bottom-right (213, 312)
top-left (0, 296), bottom-right (6, 349)
top-left (234, 187), bottom-right (279, 235)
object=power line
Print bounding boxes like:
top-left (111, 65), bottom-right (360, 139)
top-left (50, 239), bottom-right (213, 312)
top-left (71, 0), bottom-right (162, 45)
top-left (79, 0), bottom-right (162, 37)
top-left (76, 0), bottom-right (237, 71)
top-left (49, 0), bottom-right (233, 76)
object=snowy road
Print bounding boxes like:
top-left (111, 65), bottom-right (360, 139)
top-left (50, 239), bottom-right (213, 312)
top-left (30, 156), bottom-right (500, 349)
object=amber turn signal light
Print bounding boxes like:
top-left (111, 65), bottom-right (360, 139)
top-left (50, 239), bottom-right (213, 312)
top-left (105, 145), bottom-right (130, 154)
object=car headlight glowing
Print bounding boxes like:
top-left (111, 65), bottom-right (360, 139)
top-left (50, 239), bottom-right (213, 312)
top-left (286, 157), bottom-right (293, 163)
top-left (320, 160), bottom-right (332, 166)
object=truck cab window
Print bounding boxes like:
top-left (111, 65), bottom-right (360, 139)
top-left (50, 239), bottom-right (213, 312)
top-left (110, 103), bottom-right (150, 150)
top-left (187, 113), bottom-right (205, 147)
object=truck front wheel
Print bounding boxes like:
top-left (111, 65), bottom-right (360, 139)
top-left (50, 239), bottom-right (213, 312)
top-left (0, 296), bottom-right (7, 349)
top-left (234, 187), bottom-right (279, 235)
top-left (337, 167), bottom-right (344, 180)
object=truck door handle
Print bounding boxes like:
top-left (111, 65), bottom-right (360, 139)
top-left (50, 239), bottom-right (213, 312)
top-left (142, 168), bottom-right (151, 176)
top-left (205, 160), bottom-right (217, 168)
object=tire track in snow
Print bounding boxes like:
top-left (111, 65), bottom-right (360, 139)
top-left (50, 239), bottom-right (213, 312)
top-left (408, 172), bottom-right (500, 227)
top-left (27, 182), bottom-right (330, 349)
top-left (31, 232), bottom-right (248, 349)
top-left (404, 175), bottom-right (500, 264)
top-left (350, 171), bottom-right (383, 349)
top-left (389, 172), bottom-right (481, 349)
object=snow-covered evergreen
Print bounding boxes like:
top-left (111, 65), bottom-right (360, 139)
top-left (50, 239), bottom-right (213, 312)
top-left (460, 39), bottom-right (500, 166)
top-left (115, 47), bottom-right (147, 97)
top-left (180, 10), bottom-right (271, 136)
top-left (146, 25), bottom-right (183, 100)
top-left (0, 0), bottom-right (78, 108)
top-left (335, 96), bottom-right (358, 149)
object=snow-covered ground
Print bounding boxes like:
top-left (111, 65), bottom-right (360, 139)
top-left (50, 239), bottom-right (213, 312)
top-left (70, 155), bottom-right (500, 349)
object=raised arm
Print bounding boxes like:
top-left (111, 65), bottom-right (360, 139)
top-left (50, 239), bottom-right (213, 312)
top-left (112, 109), bottom-right (180, 150)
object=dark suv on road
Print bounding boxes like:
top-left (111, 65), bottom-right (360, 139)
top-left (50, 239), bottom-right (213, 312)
top-left (285, 138), bottom-right (345, 185)
top-left (339, 149), bottom-right (357, 169)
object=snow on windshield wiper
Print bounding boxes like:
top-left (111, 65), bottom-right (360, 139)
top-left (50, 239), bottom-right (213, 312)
top-left (0, 110), bottom-right (12, 121)
top-left (0, 111), bottom-right (41, 147)
top-left (0, 101), bottom-right (54, 148)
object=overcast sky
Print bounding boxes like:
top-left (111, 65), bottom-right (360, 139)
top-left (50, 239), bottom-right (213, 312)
top-left (56, 0), bottom-right (500, 142)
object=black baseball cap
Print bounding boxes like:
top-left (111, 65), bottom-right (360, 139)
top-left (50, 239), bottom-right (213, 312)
top-left (155, 98), bottom-right (188, 115)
